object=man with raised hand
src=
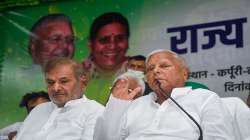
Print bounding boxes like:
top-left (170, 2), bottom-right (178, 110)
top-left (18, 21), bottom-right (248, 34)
top-left (94, 50), bottom-right (235, 140)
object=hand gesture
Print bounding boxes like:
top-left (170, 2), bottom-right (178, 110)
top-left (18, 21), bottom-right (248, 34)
top-left (111, 78), bottom-right (142, 100)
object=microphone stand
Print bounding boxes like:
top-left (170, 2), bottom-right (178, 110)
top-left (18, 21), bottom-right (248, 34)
top-left (157, 82), bottom-right (203, 140)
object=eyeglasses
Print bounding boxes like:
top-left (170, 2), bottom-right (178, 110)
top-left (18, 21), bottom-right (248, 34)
top-left (40, 35), bottom-right (79, 45)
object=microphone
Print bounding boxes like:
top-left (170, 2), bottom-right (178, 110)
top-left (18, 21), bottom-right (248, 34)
top-left (156, 80), bottom-right (203, 140)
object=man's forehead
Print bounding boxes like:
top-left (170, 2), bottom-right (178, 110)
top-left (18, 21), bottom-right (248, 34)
top-left (45, 75), bottom-right (72, 82)
top-left (45, 65), bottom-right (74, 76)
top-left (129, 59), bottom-right (145, 64)
top-left (42, 20), bottom-right (69, 28)
top-left (36, 21), bottom-right (71, 35)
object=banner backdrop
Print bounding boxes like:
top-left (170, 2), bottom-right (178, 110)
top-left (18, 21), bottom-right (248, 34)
top-left (0, 0), bottom-right (249, 128)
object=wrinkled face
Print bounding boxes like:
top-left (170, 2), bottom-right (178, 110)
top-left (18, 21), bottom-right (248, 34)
top-left (27, 97), bottom-right (50, 113)
top-left (146, 52), bottom-right (187, 96)
top-left (128, 60), bottom-right (146, 73)
top-left (90, 22), bottom-right (128, 71)
top-left (31, 21), bottom-right (75, 65)
top-left (45, 64), bottom-right (84, 107)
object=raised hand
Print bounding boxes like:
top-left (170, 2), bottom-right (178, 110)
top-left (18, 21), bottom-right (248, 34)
top-left (111, 78), bottom-right (142, 100)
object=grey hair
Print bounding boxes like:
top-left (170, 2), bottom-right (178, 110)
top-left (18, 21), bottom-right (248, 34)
top-left (42, 57), bottom-right (88, 80)
top-left (113, 71), bottom-right (145, 95)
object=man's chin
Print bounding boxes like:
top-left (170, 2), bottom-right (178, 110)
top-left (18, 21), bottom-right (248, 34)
top-left (53, 100), bottom-right (66, 107)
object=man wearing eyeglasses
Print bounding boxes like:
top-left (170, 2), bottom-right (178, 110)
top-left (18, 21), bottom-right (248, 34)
top-left (28, 13), bottom-right (76, 65)
top-left (1, 14), bottom-right (78, 136)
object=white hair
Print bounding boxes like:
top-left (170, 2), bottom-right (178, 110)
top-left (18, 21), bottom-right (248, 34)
top-left (146, 49), bottom-right (178, 63)
top-left (145, 49), bottom-right (189, 72)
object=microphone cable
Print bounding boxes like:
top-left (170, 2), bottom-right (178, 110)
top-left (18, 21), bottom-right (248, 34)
top-left (156, 81), bottom-right (203, 140)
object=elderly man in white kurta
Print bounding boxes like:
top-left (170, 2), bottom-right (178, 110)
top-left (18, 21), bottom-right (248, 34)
top-left (16, 58), bottom-right (104, 140)
top-left (94, 50), bottom-right (236, 140)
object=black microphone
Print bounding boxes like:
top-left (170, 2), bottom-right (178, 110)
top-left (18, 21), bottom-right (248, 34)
top-left (156, 81), bottom-right (203, 140)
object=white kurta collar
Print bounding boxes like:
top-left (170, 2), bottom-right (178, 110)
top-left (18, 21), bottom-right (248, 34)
top-left (149, 87), bottom-right (193, 105)
top-left (52, 95), bottom-right (87, 108)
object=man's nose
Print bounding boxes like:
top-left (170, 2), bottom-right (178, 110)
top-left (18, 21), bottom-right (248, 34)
top-left (53, 82), bottom-right (61, 92)
top-left (58, 37), bottom-right (74, 47)
top-left (53, 47), bottom-right (70, 57)
top-left (60, 39), bottom-right (72, 48)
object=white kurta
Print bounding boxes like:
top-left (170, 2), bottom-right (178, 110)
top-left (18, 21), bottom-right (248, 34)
top-left (94, 87), bottom-right (236, 140)
top-left (221, 97), bottom-right (250, 140)
top-left (0, 122), bottom-right (22, 140)
top-left (16, 96), bottom-right (104, 140)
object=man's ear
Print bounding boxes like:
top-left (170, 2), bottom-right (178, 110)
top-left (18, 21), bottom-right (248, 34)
top-left (80, 74), bottom-right (89, 90)
top-left (183, 69), bottom-right (189, 81)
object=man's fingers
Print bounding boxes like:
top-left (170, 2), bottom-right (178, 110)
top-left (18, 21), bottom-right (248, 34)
top-left (111, 78), bottom-right (143, 100)
top-left (111, 79), bottom-right (129, 97)
top-left (114, 79), bottom-right (125, 88)
top-left (128, 87), bottom-right (142, 99)
top-left (112, 79), bottom-right (126, 91)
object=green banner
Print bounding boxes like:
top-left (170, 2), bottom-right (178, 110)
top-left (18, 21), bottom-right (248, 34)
top-left (0, 0), bottom-right (145, 128)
